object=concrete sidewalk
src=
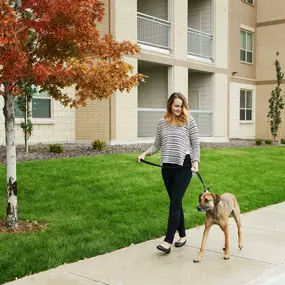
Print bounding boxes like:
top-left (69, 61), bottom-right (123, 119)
top-left (5, 202), bottom-right (285, 285)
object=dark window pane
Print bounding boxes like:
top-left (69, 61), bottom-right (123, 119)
top-left (240, 90), bottom-right (245, 108)
top-left (246, 110), bottom-right (252, 120)
top-left (240, 109), bottom-right (245, 120)
top-left (32, 99), bottom-right (51, 118)
top-left (240, 50), bottom-right (246, 61)
top-left (247, 51), bottom-right (253, 63)
top-left (14, 99), bottom-right (23, 118)
top-left (246, 91), bottom-right (252, 108)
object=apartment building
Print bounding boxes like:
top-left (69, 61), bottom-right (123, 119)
top-left (77, 0), bottom-right (229, 144)
top-left (1, 0), bottom-right (284, 145)
top-left (76, 0), bottom-right (285, 144)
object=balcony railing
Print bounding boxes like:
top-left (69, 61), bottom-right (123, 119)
top-left (137, 12), bottom-right (171, 50)
top-left (137, 108), bottom-right (212, 137)
top-left (191, 110), bottom-right (213, 137)
top-left (187, 28), bottom-right (213, 59)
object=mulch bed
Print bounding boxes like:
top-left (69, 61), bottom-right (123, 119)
top-left (0, 219), bottom-right (48, 234)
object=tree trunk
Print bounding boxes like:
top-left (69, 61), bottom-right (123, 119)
top-left (3, 84), bottom-right (18, 229)
top-left (25, 98), bottom-right (28, 153)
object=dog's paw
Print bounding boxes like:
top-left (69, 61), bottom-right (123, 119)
top-left (238, 245), bottom-right (243, 250)
top-left (223, 256), bottom-right (230, 260)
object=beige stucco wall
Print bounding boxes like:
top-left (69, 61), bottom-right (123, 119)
top-left (256, 84), bottom-right (285, 139)
top-left (0, 87), bottom-right (76, 145)
top-left (255, 0), bottom-right (285, 139)
top-left (256, 25), bottom-right (285, 81)
top-left (228, 0), bottom-right (256, 80)
top-left (230, 82), bottom-right (256, 139)
top-left (257, 0), bottom-right (285, 23)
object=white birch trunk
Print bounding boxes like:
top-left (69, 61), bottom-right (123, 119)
top-left (3, 83), bottom-right (18, 229)
top-left (25, 98), bottom-right (28, 153)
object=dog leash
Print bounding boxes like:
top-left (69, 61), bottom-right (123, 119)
top-left (140, 159), bottom-right (209, 192)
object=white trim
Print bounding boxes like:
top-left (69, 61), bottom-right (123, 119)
top-left (139, 44), bottom-right (171, 55)
top-left (199, 136), bottom-right (229, 143)
top-left (138, 108), bottom-right (166, 112)
top-left (239, 120), bottom-right (253, 125)
top-left (240, 24), bottom-right (255, 33)
top-left (109, 136), bottom-right (230, 145)
top-left (230, 76), bottom-right (256, 82)
top-left (187, 54), bottom-right (213, 64)
top-left (191, 110), bottom-right (213, 114)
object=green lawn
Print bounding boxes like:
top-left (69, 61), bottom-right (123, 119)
top-left (0, 147), bottom-right (285, 284)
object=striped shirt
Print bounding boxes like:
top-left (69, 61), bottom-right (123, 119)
top-left (147, 116), bottom-right (200, 166)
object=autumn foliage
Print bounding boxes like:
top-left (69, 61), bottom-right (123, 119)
top-left (0, 0), bottom-right (144, 105)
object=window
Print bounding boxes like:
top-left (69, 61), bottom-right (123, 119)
top-left (32, 89), bottom-right (51, 118)
top-left (14, 87), bottom-right (52, 119)
top-left (240, 90), bottom-right (252, 121)
top-left (14, 98), bottom-right (23, 118)
top-left (242, 0), bottom-right (254, 5)
top-left (240, 30), bottom-right (253, 63)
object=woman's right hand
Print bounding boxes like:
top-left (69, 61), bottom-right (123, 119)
top-left (137, 153), bottom-right (146, 162)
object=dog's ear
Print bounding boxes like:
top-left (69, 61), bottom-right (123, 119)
top-left (212, 194), bottom-right (220, 206)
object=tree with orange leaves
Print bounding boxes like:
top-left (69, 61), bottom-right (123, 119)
top-left (0, 0), bottom-right (144, 229)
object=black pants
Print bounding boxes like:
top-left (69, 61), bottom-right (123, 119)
top-left (161, 155), bottom-right (192, 244)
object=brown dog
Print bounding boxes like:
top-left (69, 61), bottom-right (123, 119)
top-left (194, 192), bottom-right (243, 262)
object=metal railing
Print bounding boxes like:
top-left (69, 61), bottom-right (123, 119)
top-left (137, 108), bottom-right (213, 137)
top-left (190, 110), bottom-right (213, 137)
top-left (137, 12), bottom-right (171, 50)
top-left (187, 27), bottom-right (213, 59)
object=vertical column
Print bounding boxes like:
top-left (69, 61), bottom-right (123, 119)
top-left (214, 0), bottom-right (229, 69)
top-left (168, 66), bottom-right (188, 99)
top-left (170, 0), bottom-right (188, 59)
top-left (111, 0), bottom-right (138, 142)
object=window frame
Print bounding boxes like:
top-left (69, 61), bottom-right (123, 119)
top-left (14, 87), bottom-right (53, 124)
top-left (240, 29), bottom-right (254, 64)
top-left (240, 89), bottom-right (253, 122)
top-left (31, 89), bottom-right (52, 119)
top-left (242, 0), bottom-right (254, 6)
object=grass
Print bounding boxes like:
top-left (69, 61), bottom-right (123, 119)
top-left (0, 147), bottom-right (285, 283)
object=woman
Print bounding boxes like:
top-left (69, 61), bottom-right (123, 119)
top-left (137, 92), bottom-right (200, 253)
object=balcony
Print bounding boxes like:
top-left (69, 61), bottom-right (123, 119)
top-left (137, 109), bottom-right (212, 137)
top-left (137, 12), bottom-right (171, 50)
top-left (187, 28), bottom-right (213, 60)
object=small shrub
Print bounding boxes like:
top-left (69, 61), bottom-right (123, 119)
top-left (92, 139), bottom-right (107, 151)
top-left (49, 143), bottom-right (64, 153)
top-left (281, 138), bottom-right (285, 144)
top-left (255, 139), bottom-right (263, 146)
top-left (264, 139), bottom-right (273, 145)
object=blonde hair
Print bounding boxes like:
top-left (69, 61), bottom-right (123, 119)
top-left (164, 92), bottom-right (189, 126)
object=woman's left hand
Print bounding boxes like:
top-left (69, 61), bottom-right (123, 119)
top-left (191, 161), bottom-right (199, 172)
